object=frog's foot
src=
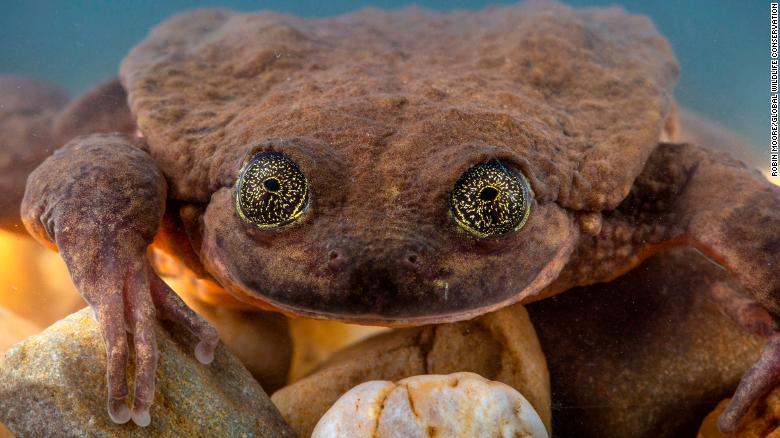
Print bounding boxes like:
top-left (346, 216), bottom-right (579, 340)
top-left (148, 270), bottom-right (220, 365)
top-left (21, 133), bottom-right (218, 426)
top-left (711, 282), bottom-right (776, 339)
top-left (82, 257), bottom-right (219, 425)
top-left (709, 282), bottom-right (779, 431)
top-left (718, 335), bottom-right (780, 431)
top-left (635, 144), bottom-right (780, 432)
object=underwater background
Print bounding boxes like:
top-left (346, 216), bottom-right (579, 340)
top-left (0, 0), bottom-right (767, 165)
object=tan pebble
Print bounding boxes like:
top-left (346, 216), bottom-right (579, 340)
top-left (312, 372), bottom-right (548, 438)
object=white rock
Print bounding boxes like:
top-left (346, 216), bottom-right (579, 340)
top-left (312, 372), bottom-right (548, 438)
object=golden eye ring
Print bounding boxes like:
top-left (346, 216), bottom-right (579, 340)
top-left (235, 151), bottom-right (309, 228)
top-left (449, 159), bottom-right (531, 238)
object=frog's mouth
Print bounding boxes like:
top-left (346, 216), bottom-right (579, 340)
top-left (204, 240), bottom-right (575, 327)
top-left (201, 226), bottom-right (577, 327)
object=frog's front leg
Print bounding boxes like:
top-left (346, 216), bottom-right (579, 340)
top-left (21, 133), bottom-right (219, 426)
top-left (568, 142), bottom-right (779, 432)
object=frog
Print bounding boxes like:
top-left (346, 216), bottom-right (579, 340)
top-left (10, 1), bottom-right (780, 432)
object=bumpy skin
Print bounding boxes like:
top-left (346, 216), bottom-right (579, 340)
top-left (52, 78), bottom-right (136, 147)
top-left (550, 143), bottom-right (780, 431)
top-left (17, 1), bottom-right (780, 430)
top-left (119, 2), bottom-right (677, 322)
top-left (21, 134), bottom-right (219, 426)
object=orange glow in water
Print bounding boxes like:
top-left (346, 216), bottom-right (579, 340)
top-left (0, 230), bottom-right (83, 331)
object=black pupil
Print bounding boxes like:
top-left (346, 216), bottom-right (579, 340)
top-left (479, 186), bottom-right (499, 201)
top-left (264, 178), bottom-right (281, 192)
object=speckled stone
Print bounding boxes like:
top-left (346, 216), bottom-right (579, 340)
top-left (0, 308), bottom-right (293, 437)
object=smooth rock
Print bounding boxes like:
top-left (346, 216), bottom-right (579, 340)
top-left (272, 303), bottom-right (549, 437)
top-left (312, 372), bottom-right (548, 438)
top-left (528, 248), bottom-right (764, 438)
top-left (0, 308), bottom-right (294, 437)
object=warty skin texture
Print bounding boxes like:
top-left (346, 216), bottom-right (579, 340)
top-left (14, 1), bottom-right (780, 431)
top-left (117, 1), bottom-right (677, 322)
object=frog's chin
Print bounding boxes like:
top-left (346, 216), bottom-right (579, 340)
top-left (215, 277), bottom-right (559, 327)
top-left (204, 242), bottom-right (574, 328)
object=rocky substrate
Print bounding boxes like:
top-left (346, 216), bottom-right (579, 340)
top-left (0, 308), bottom-right (293, 437)
top-left (529, 248), bottom-right (765, 438)
top-left (272, 303), bottom-right (550, 437)
top-left (0, 249), bottom-right (775, 437)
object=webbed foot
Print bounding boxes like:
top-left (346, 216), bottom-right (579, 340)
top-left (21, 134), bottom-right (218, 426)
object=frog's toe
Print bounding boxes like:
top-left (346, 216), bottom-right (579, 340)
top-left (108, 398), bottom-right (132, 424)
top-left (80, 258), bottom-right (213, 427)
top-left (718, 335), bottom-right (780, 432)
top-left (125, 265), bottom-right (158, 427)
top-left (149, 269), bottom-right (219, 365)
top-left (91, 284), bottom-right (132, 424)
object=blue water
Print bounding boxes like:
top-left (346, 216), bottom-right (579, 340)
top-left (0, 1), bottom-right (767, 160)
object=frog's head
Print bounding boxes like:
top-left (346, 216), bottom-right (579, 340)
top-left (122, 4), bottom-right (678, 324)
top-left (200, 135), bottom-right (578, 325)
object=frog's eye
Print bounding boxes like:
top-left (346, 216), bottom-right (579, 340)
top-left (449, 159), bottom-right (531, 237)
top-left (236, 151), bottom-right (309, 228)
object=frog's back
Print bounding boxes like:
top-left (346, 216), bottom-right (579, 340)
top-left (120, 1), bottom-right (677, 209)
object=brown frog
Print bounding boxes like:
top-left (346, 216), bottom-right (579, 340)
top-left (9, 1), bottom-right (779, 432)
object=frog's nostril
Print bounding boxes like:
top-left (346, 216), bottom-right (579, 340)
top-left (327, 249), bottom-right (347, 272)
top-left (402, 252), bottom-right (421, 270)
